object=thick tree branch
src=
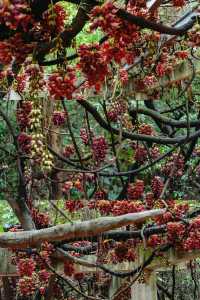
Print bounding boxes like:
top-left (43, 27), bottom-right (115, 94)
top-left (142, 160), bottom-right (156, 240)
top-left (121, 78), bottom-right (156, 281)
top-left (130, 106), bottom-right (200, 128)
top-left (77, 100), bottom-right (200, 145)
top-left (0, 107), bottom-right (35, 230)
top-left (116, 9), bottom-right (197, 35)
top-left (0, 209), bottom-right (165, 249)
top-left (35, 0), bottom-right (95, 61)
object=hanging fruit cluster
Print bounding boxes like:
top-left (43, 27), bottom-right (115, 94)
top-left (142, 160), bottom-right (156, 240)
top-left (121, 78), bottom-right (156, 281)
top-left (52, 110), bottom-right (66, 126)
top-left (48, 68), bottom-right (76, 100)
top-left (16, 100), bottom-right (53, 171)
top-left (161, 153), bottom-right (184, 177)
top-left (0, 0), bottom-right (33, 30)
top-left (127, 180), bottom-right (145, 199)
top-left (134, 145), bottom-right (148, 163)
top-left (14, 243), bottom-right (54, 297)
top-left (30, 103), bottom-right (53, 171)
top-left (151, 176), bottom-right (164, 199)
top-left (43, 3), bottom-right (67, 34)
top-left (92, 136), bottom-right (108, 162)
top-left (138, 123), bottom-right (155, 136)
top-left (107, 100), bottom-right (127, 122)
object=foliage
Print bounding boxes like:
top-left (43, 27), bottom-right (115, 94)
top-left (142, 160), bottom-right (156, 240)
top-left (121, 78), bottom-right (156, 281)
top-left (0, 0), bottom-right (199, 299)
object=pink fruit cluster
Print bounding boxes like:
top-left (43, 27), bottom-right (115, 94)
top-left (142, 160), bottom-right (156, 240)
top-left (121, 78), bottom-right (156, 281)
top-left (48, 68), bottom-right (76, 100)
top-left (92, 136), bottom-right (108, 162)
top-left (127, 180), bottom-right (144, 199)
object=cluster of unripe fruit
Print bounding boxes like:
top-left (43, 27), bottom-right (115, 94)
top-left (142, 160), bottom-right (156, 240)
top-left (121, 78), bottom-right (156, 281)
top-left (17, 100), bottom-right (53, 171)
top-left (31, 133), bottom-right (53, 171)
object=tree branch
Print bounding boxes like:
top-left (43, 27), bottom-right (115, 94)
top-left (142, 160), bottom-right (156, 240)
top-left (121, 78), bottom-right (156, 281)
top-left (130, 106), bottom-right (200, 128)
top-left (77, 100), bottom-right (200, 145)
top-left (116, 9), bottom-right (198, 35)
top-left (0, 209), bottom-right (165, 249)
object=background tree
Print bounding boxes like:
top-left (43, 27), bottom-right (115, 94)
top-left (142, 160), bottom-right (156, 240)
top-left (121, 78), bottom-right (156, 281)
top-left (0, 0), bottom-right (199, 299)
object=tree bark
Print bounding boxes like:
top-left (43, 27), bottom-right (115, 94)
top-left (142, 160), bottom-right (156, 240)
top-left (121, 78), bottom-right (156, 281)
top-left (0, 209), bottom-right (165, 248)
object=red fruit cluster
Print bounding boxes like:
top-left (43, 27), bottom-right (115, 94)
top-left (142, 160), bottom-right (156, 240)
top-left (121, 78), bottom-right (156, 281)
top-left (172, 0), bottom-right (185, 7)
top-left (183, 218), bottom-right (200, 250)
top-left (90, 2), bottom-right (140, 48)
top-left (24, 63), bottom-right (46, 90)
top-left (154, 49), bottom-right (173, 79)
top-left (138, 124), bottom-right (155, 136)
top-left (150, 146), bottom-right (160, 159)
top-left (162, 153), bottom-right (184, 177)
top-left (147, 234), bottom-right (163, 247)
top-left (17, 132), bottom-right (32, 154)
top-left (80, 128), bottom-right (90, 145)
top-left (155, 62), bottom-right (166, 77)
top-left (158, 211), bottom-right (173, 225)
top-left (167, 222), bottom-right (185, 243)
top-left (64, 261), bottom-right (74, 276)
top-left (63, 145), bottom-right (74, 158)
top-left (38, 242), bottom-right (54, 266)
top-left (127, 180), bottom-right (144, 200)
top-left (0, 41), bottom-right (13, 64)
top-left (141, 75), bottom-right (157, 88)
top-left (0, 0), bottom-right (33, 31)
top-left (16, 74), bottom-right (27, 92)
top-left (134, 145), bottom-right (148, 163)
top-left (38, 269), bottom-right (51, 283)
top-left (41, 241), bottom-right (54, 254)
top-left (145, 192), bottom-right (155, 208)
top-left (52, 111), bottom-right (66, 126)
top-left (53, 4), bottom-right (66, 32)
top-left (155, 205), bottom-right (174, 225)
top-left (48, 68), bottom-right (76, 100)
top-left (62, 181), bottom-right (73, 193)
top-left (97, 200), bottom-right (112, 215)
top-left (74, 179), bottom-right (83, 192)
top-left (88, 200), bottom-right (96, 210)
top-left (77, 44), bottom-right (109, 91)
top-left (188, 25), bottom-right (200, 47)
top-left (112, 200), bottom-right (145, 216)
top-left (25, 63), bottom-right (42, 77)
top-left (174, 203), bottom-right (189, 219)
top-left (31, 208), bottom-right (50, 229)
top-left (107, 101), bottom-right (127, 122)
top-left (151, 176), bottom-right (164, 198)
top-left (65, 200), bottom-right (84, 212)
top-left (72, 240), bottom-right (91, 248)
top-left (18, 258), bottom-right (36, 277)
top-left (43, 3), bottom-right (66, 33)
top-left (119, 69), bottom-right (129, 85)
top-left (126, 249), bottom-right (136, 262)
top-left (17, 276), bottom-right (37, 296)
top-left (114, 243), bottom-right (128, 262)
top-left (0, 34), bottom-right (34, 66)
top-left (94, 199), bottom-right (146, 216)
top-left (92, 136), bottom-right (108, 162)
top-left (74, 272), bottom-right (84, 281)
top-left (101, 41), bottom-right (135, 65)
top-left (16, 101), bottom-right (32, 130)
top-left (111, 243), bottom-right (136, 264)
top-left (175, 51), bottom-right (188, 60)
top-left (94, 189), bottom-right (107, 200)
top-left (39, 287), bottom-right (46, 295)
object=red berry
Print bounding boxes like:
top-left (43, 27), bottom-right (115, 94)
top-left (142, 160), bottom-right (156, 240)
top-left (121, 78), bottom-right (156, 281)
top-left (127, 180), bottom-right (144, 200)
top-left (92, 136), bottom-right (108, 162)
top-left (151, 176), bottom-right (164, 198)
